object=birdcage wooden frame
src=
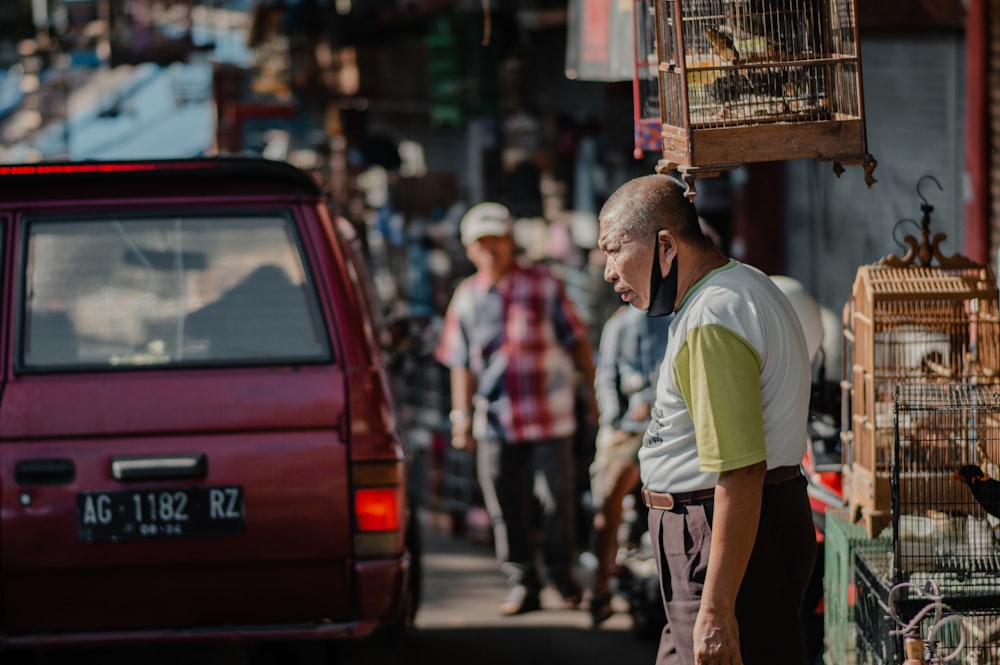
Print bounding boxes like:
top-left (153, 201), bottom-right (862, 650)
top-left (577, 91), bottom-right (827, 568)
top-left (649, 0), bottom-right (876, 199)
top-left (842, 262), bottom-right (1000, 538)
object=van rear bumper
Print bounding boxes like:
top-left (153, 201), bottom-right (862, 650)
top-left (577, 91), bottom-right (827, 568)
top-left (0, 558), bottom-right (410, 651)
top-left (0, 619), bottom-right (378, 650)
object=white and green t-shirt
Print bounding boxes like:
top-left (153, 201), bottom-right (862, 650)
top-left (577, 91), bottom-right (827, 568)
top-left (639, 260), bottom-right (811, 493)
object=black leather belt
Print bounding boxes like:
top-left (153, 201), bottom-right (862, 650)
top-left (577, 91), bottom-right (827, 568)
top-left (763, 464), bottom-right (803, 486)
top-left (641, 465), bottom-right (802, 511)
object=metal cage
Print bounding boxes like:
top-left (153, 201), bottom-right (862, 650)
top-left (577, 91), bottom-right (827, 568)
top-left (649, 0), bottom-right (876, 198)
top-left (855, 545), bottom-right (1000, 665)
top-left (892, 385), bottom-right (1000, 581)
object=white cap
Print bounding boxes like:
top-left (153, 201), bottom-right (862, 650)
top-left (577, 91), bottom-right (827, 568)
top-left (460, 202), bottom-right (513, 246)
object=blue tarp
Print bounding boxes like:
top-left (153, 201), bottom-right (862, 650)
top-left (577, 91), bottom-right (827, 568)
top-left (33, 62), bottom-right (216, 159)
top-left (27, 23), bottom-right (253, 160)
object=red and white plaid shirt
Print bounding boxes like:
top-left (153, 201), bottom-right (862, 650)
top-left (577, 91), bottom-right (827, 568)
top-left (434, 262), bottom-right (589, 443)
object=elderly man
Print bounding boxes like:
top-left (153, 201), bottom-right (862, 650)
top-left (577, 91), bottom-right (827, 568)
top-left (596, 174), bottom-right (816, 665)
top-left (435, 202), bottom-right (598, 616)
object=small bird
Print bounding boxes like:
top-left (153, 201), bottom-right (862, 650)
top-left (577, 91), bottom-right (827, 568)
top-left (977, 441), bottom-right (1000, 531)
top-left (977, 441), bottom-right (997, 476)
top-left (704, 26), bottom-right (742, 65)
top-left (703, 26), bottom-right (753, 93)
top-left (952, 464), bottom-right (1000, 520)
top-left (708, 72), bottom-right (752, 104)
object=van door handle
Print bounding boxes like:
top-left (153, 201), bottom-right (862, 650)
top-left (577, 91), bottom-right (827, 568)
top-left (15, 458), bottom-right (76, 485)
top-left (110, 454), bottom-right (207, 481)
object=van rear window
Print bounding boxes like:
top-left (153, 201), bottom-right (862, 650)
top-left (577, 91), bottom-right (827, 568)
top-left (21, 214), bottom-right (331, 370)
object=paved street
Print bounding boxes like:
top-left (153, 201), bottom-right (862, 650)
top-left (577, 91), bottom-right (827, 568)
top-left (360, 511), bottom-right (661, 664)
top-left (12, 510), bottom-right (660, 665)
top-left (317, 509), bottom-right (660, 665)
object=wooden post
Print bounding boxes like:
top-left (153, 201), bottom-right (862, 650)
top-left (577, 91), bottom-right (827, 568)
top-left (963, 0), bottom-right (988, 264)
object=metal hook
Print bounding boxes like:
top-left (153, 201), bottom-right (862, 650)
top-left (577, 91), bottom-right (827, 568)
top-left (916, 175), bottom-right (943, 213)
top-left (891, 217), bottom-right (919, 251)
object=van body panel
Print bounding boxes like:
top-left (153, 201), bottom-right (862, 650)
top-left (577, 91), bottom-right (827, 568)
top-left (0, 158), bottom-right (413, 647)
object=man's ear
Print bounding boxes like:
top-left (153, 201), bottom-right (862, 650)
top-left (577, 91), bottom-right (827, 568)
top-left (656, 229), bottom-right (676, 272)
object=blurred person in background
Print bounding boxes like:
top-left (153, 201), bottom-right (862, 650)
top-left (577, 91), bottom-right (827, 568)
top-left (435, 202), bottom-right (599, 616)
top-left (588, 304), bottom-right (671, 627)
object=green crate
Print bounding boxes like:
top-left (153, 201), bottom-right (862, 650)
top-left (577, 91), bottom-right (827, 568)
top-left (823, 508), bottom-right (890, 665)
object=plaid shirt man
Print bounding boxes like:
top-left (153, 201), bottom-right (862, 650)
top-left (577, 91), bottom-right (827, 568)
top-left (434, 261), bottom-right (589, 443)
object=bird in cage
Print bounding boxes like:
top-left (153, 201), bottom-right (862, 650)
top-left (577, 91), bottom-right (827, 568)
top-left (978, 441), bottom-right (997, 474)
top-left (952, 463), bottom-right (1000, 525)
top-left (735, 0), bottom-right (820, 57)
top-left (703, 25), bottom-right (807, 106)
top-left (747, 69), bottom-right (790, 98)
top-left (704, 25), bottom-right (741, 63)
top-left (708, 72), bottom-right (754, 104)
top-left (703, 26), bottom-right (754, 91)
top-left (977, 441), bottom-right (1000, 532)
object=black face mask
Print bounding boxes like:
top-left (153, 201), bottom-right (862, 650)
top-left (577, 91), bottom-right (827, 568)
top-left (647, 239), bottom-right (678, 318)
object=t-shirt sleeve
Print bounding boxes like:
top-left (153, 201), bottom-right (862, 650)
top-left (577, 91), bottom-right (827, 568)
top-left (595, 313), bottom-right (626, 426)
top-left (673, 324), bottom-right (766, 472)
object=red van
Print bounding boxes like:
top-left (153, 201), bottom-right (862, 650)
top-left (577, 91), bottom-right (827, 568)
top-left (0, 158), bottom-right (418, 652)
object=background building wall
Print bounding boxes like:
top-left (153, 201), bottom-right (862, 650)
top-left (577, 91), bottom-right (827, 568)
top-left (783, 34), bottom-right (967, 363)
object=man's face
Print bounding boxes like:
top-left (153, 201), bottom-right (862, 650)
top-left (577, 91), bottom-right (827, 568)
top-left (598, 220), bottom-right (655, 310)
top-left (467, 234), bottom-right (515, 280)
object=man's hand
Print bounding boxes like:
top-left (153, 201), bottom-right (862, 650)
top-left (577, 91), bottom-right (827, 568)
top-left (628, 401), bottom-right (651, 422)
top-left (450, 412), bottom-right (475, 452)
top-left (448, 367), bottom-right (477, 452)
top-left (692, 606), bottom-right (743, 665)
top-left (451, 432), bottom-right (476, 453)
top-left (609, 429), bottom-right (634, 446)
top-left (694, 461), bottom-right (765, 665)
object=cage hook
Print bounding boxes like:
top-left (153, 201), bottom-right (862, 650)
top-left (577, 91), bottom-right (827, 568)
top-left (879, 175), bottom-right (977, 269)
top-left (916, 174), bottom-right (943, 216)
top-left (890, 218), bottom-right (920, 253)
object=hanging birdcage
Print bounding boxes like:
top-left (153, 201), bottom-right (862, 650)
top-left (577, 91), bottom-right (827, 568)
top-left (841, 179), bottom-right (1000, 538)
top-left (649, 0), bottom-right (877, 199)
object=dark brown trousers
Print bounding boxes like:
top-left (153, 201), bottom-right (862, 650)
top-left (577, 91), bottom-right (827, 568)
top-left (648, 475), bottom-right (817, 665)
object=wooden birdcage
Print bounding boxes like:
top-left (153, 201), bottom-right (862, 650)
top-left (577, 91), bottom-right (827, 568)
top-left (841, 193), bottom-right (1000, 538)
top-left (649, 0), bottom-right (877, 199)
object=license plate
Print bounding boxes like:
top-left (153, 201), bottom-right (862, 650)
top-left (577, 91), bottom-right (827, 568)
top-left (77, 486), bottom-right (245, 542)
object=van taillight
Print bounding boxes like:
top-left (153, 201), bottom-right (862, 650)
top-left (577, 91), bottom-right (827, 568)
top-left (354, 488), bottom-right (400, 531)
top-left (351, 461), bottom-right (405, 558)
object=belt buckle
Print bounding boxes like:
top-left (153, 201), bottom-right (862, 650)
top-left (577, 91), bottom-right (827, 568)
top-left (644, 488), bottom-right (675, 511)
